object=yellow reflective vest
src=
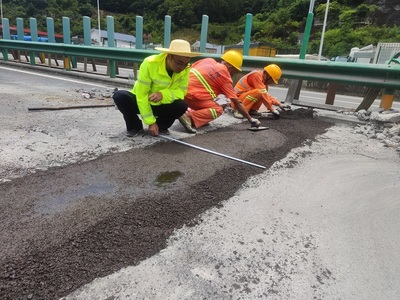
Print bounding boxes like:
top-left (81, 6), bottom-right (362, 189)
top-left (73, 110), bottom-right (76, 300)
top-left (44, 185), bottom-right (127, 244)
top-left (131, 53), bottom-right (190, 125)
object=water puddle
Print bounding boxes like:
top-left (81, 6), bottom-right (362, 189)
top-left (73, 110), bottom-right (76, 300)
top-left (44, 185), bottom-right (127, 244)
top-left (155, 171), bottom-right (183, 187)
top-left (34, 172), bottom-right (117, 215)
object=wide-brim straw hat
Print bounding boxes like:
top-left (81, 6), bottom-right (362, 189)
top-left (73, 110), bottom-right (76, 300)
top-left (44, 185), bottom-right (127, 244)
top-left (155, 39), bottom-right (202, 57)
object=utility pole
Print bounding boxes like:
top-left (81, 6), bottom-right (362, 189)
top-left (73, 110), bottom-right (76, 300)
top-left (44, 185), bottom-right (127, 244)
top-left (299, 0), bottom-right (315, 59)
top-left (97, 0), bottom-right (101, 46)
top-left (318, 0), bottom-right (330, 60)
top-left (1, 0), bottom-right (3, 24)
top-left (287, 0), bottom-right (315, 104)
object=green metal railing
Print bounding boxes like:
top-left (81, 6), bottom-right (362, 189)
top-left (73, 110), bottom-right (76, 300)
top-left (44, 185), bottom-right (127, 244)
top-left (0, 39), bottom-right (155, 62)
top-left (1, 12), bottom-right (400, 111)
top-left (243, 56), bottom-right (400, 90)
top-left (1, 39), bottom-right (399, 90)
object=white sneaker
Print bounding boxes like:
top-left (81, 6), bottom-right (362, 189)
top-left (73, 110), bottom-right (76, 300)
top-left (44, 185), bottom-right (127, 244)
top-left (233, 111), bottom-right (244, 119)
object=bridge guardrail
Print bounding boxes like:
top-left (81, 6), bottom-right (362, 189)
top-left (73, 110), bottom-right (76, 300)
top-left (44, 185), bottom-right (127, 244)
top-left (1, 39), bottom-right (400, 111)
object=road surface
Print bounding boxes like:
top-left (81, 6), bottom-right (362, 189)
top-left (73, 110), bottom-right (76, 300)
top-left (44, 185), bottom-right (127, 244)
top-left (0, 64), bottom-right (399, 300)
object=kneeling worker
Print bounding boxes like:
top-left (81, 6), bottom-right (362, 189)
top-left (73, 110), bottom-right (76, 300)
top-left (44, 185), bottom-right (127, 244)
top-left (232, 64), bottom-right (290, 119)
top-left (113, 39), bottom-right (201, 137)
top-left (178, 50), bottom-right (260, 133)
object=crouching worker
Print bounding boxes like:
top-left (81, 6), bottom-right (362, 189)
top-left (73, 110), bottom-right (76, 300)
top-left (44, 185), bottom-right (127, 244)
top-left (232, 64), bottom-right (290, 119)
top-left (113, 39), bottom-right (201, 137)
top-left (178, 50), bottom-right (260, 133)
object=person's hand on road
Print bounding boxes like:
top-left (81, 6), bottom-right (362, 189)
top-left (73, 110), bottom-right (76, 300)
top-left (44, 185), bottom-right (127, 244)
top-left (148, 123), bottom-right (159, 136)
top-left (279, 104), bottom-right (291, 111)
top-left (250, 118), bottom-right (261, 128)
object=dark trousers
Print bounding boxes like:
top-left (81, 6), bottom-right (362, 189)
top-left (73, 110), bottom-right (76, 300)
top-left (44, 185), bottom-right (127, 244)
top-left (113, 90), bottom-right (188, 131)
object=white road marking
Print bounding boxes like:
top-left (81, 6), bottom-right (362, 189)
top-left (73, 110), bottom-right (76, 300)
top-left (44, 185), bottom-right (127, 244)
top-left (0, 65), bottom-right (110, 88)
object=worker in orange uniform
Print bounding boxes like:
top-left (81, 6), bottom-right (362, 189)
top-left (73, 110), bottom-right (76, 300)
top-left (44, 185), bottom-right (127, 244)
top-left (178, 50), bottom-right (261, 133)
top-left (232, 64), bottom-right (290, 119)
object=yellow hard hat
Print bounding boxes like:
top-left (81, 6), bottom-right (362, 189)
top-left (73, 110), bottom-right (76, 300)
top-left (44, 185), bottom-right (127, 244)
top-left (264, 64), bottom-right (282, 84)
top-left (222, 50), bottom-right (243, 71)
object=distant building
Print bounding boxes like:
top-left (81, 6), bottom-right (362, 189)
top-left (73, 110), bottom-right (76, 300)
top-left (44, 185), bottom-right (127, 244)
top-left (90, 29), bottom-right (136, 48)
top-left (275, 53), bottom-right (328, 61)
top-left (224, 41), bottom-right (277, 57)
top-left (373, 42), bottom-right (400, 64)
top-left (350, 43), bottom-right (400, 64)
top-left (0, 24), bottom-right (63, 42)
top-left (350, 44), bottom-right (376, 63)
top-left (191, 41), bottom-right (223, 54)
top-left (191, 40), bottom-right (277, 57)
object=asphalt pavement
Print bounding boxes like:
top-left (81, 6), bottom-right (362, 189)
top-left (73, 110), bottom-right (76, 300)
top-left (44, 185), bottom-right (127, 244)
top-left (1, 62), bottom-right (399, 300)
top-left (60, 124), bottom-right (400, 300)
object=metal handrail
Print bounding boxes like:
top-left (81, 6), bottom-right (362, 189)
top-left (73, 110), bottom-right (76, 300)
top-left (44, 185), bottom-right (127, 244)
top-left (0, 39), bottom-right (156, 62)
top-left (243, 56), bottom-right (400, 89)
top-left (1, 39), bottom-right (399, 90)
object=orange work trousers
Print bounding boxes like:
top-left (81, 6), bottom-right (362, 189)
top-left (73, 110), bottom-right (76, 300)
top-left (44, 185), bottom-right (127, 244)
top-left (232, 89), bottom-right (279, 112)
top-left (184, 97), bottom-right (224, 128)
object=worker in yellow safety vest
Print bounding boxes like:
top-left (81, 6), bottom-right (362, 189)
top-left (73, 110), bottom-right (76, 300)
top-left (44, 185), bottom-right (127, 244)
top-left (232, 64), bottom-right (290, 119)
top-left (178, 50), bottom-right (261, 133)
top-left (113, 39), bottom-right (201, 137)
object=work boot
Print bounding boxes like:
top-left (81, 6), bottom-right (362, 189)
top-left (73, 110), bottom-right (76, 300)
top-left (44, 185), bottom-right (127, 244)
top-left (158, 128), bottom-right (170, 135)
top-left (126, 128), bottom-right (144, 137)
top-left (178, 113), bottom-right (197, 134)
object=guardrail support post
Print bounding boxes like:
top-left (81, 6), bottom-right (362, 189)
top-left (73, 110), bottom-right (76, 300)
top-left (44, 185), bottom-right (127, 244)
top-left (2, 18), bottom-right (11, 40)
top-left (16, 18), bottom-right (24, 41)
top-left (107, 16), bottom-right (116, 78)
top-left (355, 88), bottom-right (381, 112)
top-left (16, 18), bottom-right (24, 62)
top-left (83, 16), bottom-right (92, 72)
top-left (1, 47), bottom-right (8, 61)
top-left (62, 17), bottom-right (71, 70)
top-left (46, 17), bottom-right (56, 67)
top-left (29, 18), bottom-right (38, 65)
top-left (243, 13), bottom-right (252, 56)
top-left (199, 15), bottom-right (209, 53)
top-left (290, 2), bottom-right (315, 105)
top-left (1, 18), bottom-right (10, 61)
top-left (135, 16), bottom-right (143, 50)
top-left (380, 88), bottom-right (396, 111)
top-left (46, 17), bottom-right (56, 43)
top-left (163, 15), bottom-right (171, 50)
top-left (285, 80), bottom-right (302, 104)
top-left (325, 83), bottom-right (337, 105)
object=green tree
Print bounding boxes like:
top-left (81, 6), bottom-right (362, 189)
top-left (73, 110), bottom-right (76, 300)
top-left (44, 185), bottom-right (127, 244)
top-left (161, 0), bottom-right (196, 27)
top-left (2, 0), bottom-right (400, 58)
top-left (315, 0), bottom-right (342, 28)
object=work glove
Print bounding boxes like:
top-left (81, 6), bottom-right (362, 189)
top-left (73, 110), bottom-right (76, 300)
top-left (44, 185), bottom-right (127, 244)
top-left (271, 109), bottom-right (280, 119)
top-left (250, 118), bottom-right (261, 128)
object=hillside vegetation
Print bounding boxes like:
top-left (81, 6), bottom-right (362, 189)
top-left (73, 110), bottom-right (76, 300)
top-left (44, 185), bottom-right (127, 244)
top-left (1, 0), bottom-right (400, 57)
